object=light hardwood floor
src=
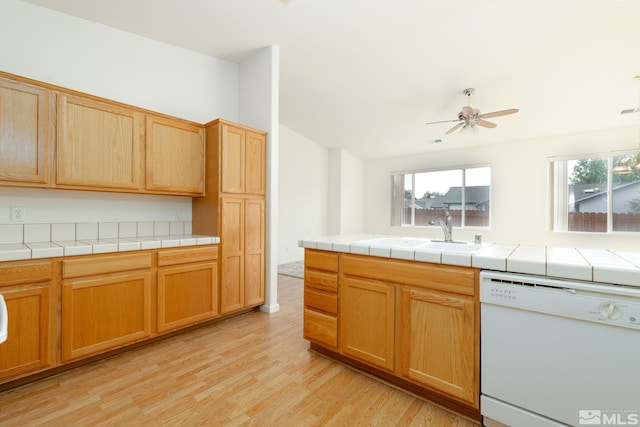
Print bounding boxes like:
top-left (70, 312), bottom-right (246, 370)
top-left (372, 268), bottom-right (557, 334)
top-left (0, 275), bottom-right (477, 427)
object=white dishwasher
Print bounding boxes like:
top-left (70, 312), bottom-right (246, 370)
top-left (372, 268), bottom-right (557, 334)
top-left (480, 271), bottom-right (640, 427)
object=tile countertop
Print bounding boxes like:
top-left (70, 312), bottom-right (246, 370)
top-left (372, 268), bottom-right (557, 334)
top-left (0, 235), bottom-right (220, 262)
top-left (298, 234), bottom-right (640, 288)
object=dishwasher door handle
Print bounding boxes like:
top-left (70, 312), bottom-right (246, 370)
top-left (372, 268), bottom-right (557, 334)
top-left (0, 294), bottom-right (7, 344)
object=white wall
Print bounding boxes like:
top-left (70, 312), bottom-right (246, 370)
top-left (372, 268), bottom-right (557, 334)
top-left (363, 126), bottom-right (640, 251)
top-left (327, 148), bottom-right (364, 236)
top-left (238, 46), bottom-right (280, 313)
top-left (0, 0), bottom-right (238, 225)
top-left (0, 1), bottom-right (238, 124)
top-left (339, 149), bottom-right (364, 235)
top-left (278, 125), bottom-right (329, 263)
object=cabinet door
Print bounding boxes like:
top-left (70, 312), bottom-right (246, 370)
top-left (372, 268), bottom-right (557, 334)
top-left (340, 277), bottom-right (395, 371)
top-left (56, 94), bottom-right (144, 191)
top-left (400, 286), bottom-right (476, 405)
top-left (220, 124), bottom-right (245, 194)
top-left (62, 271), bottom-right (151, 362)
top-left (244, 198), bottom-right (265, 306)
top-left (0, 77), bottom-right (49, 186)
top-left (157, 262), bottom-right (218, 333)
top-left (146, 116), bottom-right (204, 195)
top-left (0, 286), bottom-right (49, 381)
top-left (245, 131), bottom-right (266, 195)
top-left (220, 198), bottom-right (244, 313)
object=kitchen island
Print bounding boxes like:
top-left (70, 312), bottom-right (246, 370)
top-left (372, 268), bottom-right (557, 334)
top-left (299, 234), bottom-right (640, 422)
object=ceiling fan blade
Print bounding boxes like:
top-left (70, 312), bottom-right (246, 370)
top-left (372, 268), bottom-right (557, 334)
top-left (445, 122), bottom-right (464, 135)
top-left (462, 106), bottom-right (474, 118)
top-left (475, 119), bottom-right (497, 128)
top-left (425, 118), bottom-right (460, 125)
top-left (478, 108), bottom-right (519, 119)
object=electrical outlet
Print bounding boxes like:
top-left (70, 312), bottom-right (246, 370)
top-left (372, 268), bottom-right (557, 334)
top-left (174, 209), bottom-right (182, 220)
top-left (10, 206), bottom-right (25, 222)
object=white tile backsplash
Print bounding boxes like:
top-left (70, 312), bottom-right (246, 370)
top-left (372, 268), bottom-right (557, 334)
top-left (154, 221), bottom-right (170, 236)
top-left (24, 223), bottom-right (51, 243)
top-left (118, 222), bottom-right (137, 238)
top-left (0, 220), bottom-right (216, 262)
top-left (137, 222), bottom-right (154, 237)
top-left (99, 222), bottom-right (119, 239)
top-left (76, 223), bottom-right (98, 240)
top-left (170, 221), bottom-right (184, 235)
top-left (52, 223), bottom-right (75, 241)
top-left (0, 224), bottom-right (23, 244)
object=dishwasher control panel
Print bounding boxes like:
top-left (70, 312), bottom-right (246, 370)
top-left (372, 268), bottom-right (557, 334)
top-left (480, 271), bottom-right (640, 330)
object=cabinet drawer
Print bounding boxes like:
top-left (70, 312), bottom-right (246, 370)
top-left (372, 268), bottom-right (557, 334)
top-left (343, 254), bottom-right (477, 296)
top-left (305, 250), bottom-right (339, 273)
top-left (304, 269), bottom-right (337, 293)
top-left (157, 245), bottom-right (218, 267)
top-left (303, 309), bottom-right (337, 349)
top-left (0, 260), bottom-right (53, 286)
top-left (305, 287), bottom-right (337, 315)
top-left (63, 253), bottom-right (152, 278)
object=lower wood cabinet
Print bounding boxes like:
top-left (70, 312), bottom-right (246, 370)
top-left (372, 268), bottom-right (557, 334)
top-left (400, 286), bottom-right (476, 404)
top-left (220, 197), bottom-right (265, 313)
top-left (0, 286), bottom-right (50, 380)
top-left (0, 260), bottom-right (54, 382)
top-left (0, 245), bottom-right (223, 388)
top-left (157, 246), bottom-right (219, 333)
top-left (303, 250), bottom-right (339, 349)
top-left (62, 270), bottom-right (152, 362)
top-left (304, 250), bottom-right (480, 418)
top-left (340, 276), bottom-right (395, 371)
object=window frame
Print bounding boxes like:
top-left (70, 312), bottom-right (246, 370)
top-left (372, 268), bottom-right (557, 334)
top-left (390, 164), bottom-right (492, 229)
top-left (549, 150), bottom-right (640, 234)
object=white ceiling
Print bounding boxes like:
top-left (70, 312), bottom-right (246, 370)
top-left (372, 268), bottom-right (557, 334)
top-left (25, 0), bottom-right (640, 160)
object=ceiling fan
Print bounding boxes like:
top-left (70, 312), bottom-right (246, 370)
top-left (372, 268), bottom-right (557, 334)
top-left (426, 88), bottom-right (519, 135)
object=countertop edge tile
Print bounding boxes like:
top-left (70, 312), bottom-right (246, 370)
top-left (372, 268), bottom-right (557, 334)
top-left (390, 248), bottom-right (415, 261)
top-left (414, 248), bottom-right (441, 264)
top-left (0, 244), bottom-right (31, 262)
top-left (442, 252), bottom-right (472, 267)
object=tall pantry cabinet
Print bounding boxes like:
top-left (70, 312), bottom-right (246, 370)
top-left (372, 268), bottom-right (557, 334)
top-left (192, 119), bottom-right (266, 314)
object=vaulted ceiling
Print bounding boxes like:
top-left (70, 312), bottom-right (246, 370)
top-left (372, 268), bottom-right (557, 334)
top-left (26, 0), bottom-right (640, 159)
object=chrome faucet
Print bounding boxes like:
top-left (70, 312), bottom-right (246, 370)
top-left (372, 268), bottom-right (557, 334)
top-left (429, 210), bottom-right (453, 242)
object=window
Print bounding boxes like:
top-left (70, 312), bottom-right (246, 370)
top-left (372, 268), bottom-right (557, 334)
top-left (391, 166), bottom-right (491, 228)
top-left (550, 154), bottom-right (640, 233)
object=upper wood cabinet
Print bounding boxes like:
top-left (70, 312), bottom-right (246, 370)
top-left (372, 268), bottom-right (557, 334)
top-left (145, 115), bottom-right (204, 196)
top-left (0, 77), bottom-right (50, 187)
top-left (0, 72), bottom-right (208, 196)
top-left (206, 120), bottom-right (266, 195)
top-left (56, 94), bottom-right (145, 192)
